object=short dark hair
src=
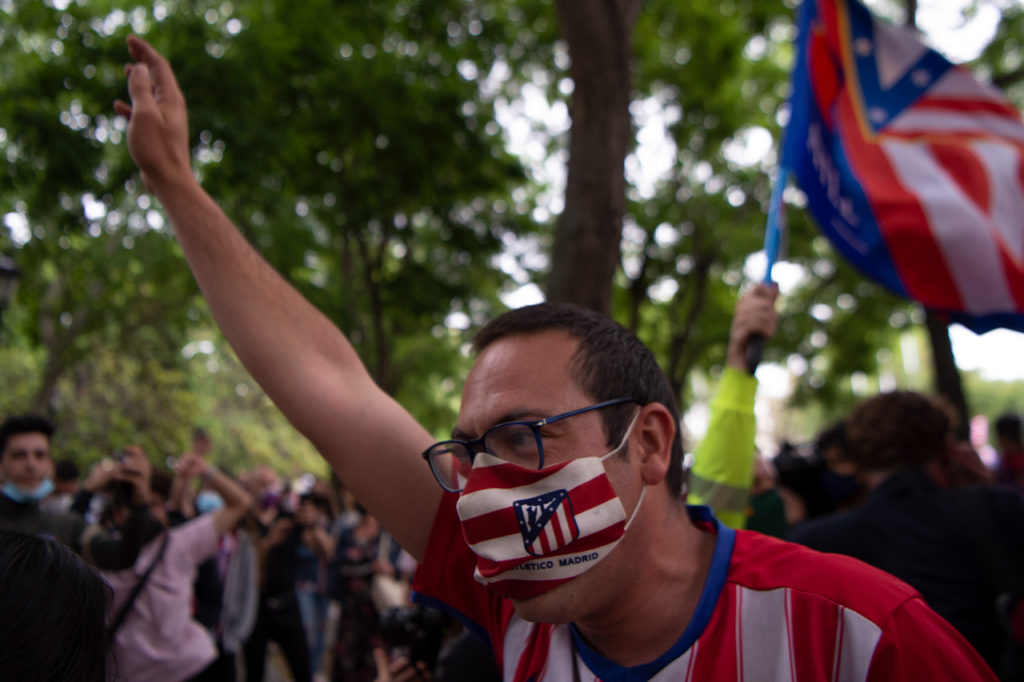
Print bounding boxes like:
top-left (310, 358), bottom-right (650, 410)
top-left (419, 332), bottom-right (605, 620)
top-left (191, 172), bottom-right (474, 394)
top-left (994, 413), bottom-right (1022, 447)
top-left (472, 302), bottom-right (685, 497)
top-left (845, 391), bottom-right (948, 472)
top-left (300, 492), bottom-right (335, 519)
top-left (0, 531), bottom-right (109, 681)
top-left (0, 415), bottom-right (55, 457)
top-left (149, 469), bottom-right (173, 501)
top-left (54, 459), bottom-right (80, 481)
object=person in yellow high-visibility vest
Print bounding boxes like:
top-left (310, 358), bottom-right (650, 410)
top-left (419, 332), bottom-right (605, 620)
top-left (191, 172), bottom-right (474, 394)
top-left (688, 283), bottom-right (778, 529)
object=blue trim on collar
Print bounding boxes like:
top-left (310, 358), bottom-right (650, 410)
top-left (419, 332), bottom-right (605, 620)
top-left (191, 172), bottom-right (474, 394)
top-left (570, 506), bottom-right (735, 681)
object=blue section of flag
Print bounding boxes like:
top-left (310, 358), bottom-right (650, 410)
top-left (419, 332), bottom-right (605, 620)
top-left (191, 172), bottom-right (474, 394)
top-left (845, 0), bottom-right (952, 131)
top-left (783, 0), bottom-right (909, 299)
top-left (780, 0), bottom-right (1024, 334)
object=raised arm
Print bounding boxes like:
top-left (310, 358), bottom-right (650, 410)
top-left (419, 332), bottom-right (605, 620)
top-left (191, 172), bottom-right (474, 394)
top-left (196, 459), bottom-right (254, 535)
top-left (689, 283), bottom-right (778, 527)
top-left (113, 36), bottom-right (440, 558)
top-left (167, 455), bottom-right (199, 519)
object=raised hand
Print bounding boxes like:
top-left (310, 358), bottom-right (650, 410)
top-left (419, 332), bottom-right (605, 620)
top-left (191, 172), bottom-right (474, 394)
top-left (728, 282), bottom-right (779, 372)
top-left (113, 35), bottom-right (192, 192)
top-left (175, 452), bottom-right (208, 481)
top-left (114, 445), bottom-right (153, 505)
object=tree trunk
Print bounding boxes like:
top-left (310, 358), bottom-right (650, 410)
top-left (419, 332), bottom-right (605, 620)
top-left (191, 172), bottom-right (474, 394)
top-left (925, 310), bottom-right (970, 441)
top-left (546, 0), bottom-right (645, 315)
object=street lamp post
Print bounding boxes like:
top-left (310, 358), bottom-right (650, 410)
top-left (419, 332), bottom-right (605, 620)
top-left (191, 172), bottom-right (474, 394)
top-left (0, 254), bottom-right (22, 334)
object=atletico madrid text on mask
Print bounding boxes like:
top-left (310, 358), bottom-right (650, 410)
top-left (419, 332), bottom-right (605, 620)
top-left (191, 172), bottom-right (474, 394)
top-left (514, 551), bottom-right (601, 572)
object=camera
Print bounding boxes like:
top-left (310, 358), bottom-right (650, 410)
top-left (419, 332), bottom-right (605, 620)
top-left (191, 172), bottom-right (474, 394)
top-left (378, 605), bottom-right (447, 671)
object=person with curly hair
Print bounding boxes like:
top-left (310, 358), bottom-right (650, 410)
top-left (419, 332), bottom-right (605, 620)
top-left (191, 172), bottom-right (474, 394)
top-left (790, 391), bottom-right (1024, 679)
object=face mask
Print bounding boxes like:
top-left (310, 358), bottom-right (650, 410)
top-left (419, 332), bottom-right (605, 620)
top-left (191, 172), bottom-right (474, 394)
top-left (456, 412), bottom-right (644, 600)
top-left (2, 478), bottom-right (55, 504)
top-left (196, 490), bottom-right (225, 515)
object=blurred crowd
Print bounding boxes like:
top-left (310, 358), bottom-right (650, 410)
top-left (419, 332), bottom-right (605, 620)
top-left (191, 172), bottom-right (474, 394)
top-left (743, 402), bottom-right (1024, 681)
top-left (1, 397), bottom-right (1022, 681)
top-left (0, 419), bottom-right (499, 682)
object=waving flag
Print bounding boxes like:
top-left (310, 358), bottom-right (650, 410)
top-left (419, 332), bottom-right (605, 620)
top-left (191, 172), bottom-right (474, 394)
top-left (782, 0), bottom-right (1024, 333)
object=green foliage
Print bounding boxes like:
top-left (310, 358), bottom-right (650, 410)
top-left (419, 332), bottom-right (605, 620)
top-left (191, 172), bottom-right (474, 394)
top-left (3, 0), bottom-right (1021, 469)
top-left (964, 372), bottom-right (1024, 435)
top-left (975, 1), bottom-right (1024, 98)
top-left (50, 346), bottom-right (198, 470)
top-left (182, 333), bottom-right (328, 478)
top-left (0, 343), bottom-right (45, 413)
top-left (615, 0), bottom-right (801, 412)
top-left (1, 0), bottom-right (530, 473)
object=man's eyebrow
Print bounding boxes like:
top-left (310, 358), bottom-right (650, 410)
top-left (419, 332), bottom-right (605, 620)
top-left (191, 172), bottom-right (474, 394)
top-left (450, 409), bottom-right (550, 440)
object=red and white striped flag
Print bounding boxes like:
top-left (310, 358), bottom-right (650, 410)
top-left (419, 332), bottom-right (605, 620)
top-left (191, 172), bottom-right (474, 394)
top-left (783, 0), bottom-right (1024, 332)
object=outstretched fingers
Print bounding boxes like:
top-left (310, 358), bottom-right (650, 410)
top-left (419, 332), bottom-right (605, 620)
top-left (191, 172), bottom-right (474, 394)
top-left (125, 62), bottom-right (157, 116)
top-left (127, 36), bottom-right (185, 108)
top-left (116, 34), bottom-right (192, 188)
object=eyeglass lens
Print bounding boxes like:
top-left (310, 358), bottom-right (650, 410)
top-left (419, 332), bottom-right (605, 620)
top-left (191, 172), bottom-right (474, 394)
top-left (482, 423), bottom-right (540, 468)
top-left (426, 442), bottom-right (473, 492)
top-left (427, 422), bottom-right (542, 492)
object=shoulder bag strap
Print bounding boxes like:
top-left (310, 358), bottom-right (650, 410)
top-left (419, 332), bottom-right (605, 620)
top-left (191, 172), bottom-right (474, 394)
top-left (107, 533), bottom-right (170, 637)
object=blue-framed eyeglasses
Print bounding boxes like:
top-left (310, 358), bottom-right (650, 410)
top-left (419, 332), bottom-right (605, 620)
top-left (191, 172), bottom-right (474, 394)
top-left (421, 397), bottom-right (638, 492)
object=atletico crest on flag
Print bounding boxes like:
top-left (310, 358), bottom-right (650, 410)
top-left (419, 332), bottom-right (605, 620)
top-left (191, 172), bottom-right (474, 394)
top-left (513, 490), bottom-right (580, 557)
top-left (782, 0), bottom-right (1024, 333)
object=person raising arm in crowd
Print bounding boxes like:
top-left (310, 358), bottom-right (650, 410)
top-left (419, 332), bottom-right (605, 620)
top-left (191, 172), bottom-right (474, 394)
top-left (688, 283), bottom-right (778, 529)
top-left (99, 447), bottom-right (252, 682)
top-left (113, 36), bottom-right (997, 681)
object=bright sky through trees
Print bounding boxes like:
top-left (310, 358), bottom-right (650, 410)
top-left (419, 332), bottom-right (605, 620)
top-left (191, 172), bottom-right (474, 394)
top-left (500, 0), bottom-right (1024, 384)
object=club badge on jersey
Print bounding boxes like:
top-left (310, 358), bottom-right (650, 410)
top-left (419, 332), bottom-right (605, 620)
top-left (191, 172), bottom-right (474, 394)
top-left (455, 414), bottom-right (645, 600)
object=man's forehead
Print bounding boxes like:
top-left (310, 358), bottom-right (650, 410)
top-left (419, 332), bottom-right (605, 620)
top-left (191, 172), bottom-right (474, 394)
top-left (4, 431), bottom-right (51, 451)
top-left (457, 330), bottom-right (587, 434)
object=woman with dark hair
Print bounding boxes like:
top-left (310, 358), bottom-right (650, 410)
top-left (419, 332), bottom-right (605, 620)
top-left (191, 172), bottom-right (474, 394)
top-left (0, 529), bottom-right (110, 681)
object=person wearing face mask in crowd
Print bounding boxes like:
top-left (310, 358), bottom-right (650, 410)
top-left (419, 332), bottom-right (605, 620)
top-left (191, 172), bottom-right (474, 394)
top-left (115, 36), bottom-right (998, 680)
top-left (166, 453), bottom-right (261, 682)
top-left (0, 415), bottom-right (85, 552)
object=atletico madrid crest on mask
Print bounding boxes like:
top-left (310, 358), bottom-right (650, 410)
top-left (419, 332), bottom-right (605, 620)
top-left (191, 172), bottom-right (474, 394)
top-left (513, 490), bottom-right (580, 556)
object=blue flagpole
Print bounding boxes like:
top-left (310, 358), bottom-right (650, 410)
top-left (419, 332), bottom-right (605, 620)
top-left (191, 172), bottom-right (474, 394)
top-left (761, 166), bottom-right (787, 282)
top-left (744, 166), bottom-right (787, 373)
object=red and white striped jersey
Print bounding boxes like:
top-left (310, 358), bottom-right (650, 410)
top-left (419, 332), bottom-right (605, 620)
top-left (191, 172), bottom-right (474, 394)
top-left (413, 499), bottom-right (996, 681)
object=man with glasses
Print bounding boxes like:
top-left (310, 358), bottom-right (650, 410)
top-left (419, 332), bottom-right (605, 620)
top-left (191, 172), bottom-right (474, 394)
top-left (115, 36), bottom-right (996, 681)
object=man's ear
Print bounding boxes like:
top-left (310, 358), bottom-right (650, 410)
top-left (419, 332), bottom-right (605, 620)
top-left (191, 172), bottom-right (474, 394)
top-left (633, 403), bottom-right (676, 486)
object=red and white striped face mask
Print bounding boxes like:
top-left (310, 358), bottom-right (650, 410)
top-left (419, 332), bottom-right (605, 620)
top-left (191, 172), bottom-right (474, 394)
top-left (455, 412), bottom-right (645, 600)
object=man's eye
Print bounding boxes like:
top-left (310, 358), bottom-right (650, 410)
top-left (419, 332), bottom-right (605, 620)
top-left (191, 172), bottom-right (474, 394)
top-left (487, 424), bottom-right (538, 464)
